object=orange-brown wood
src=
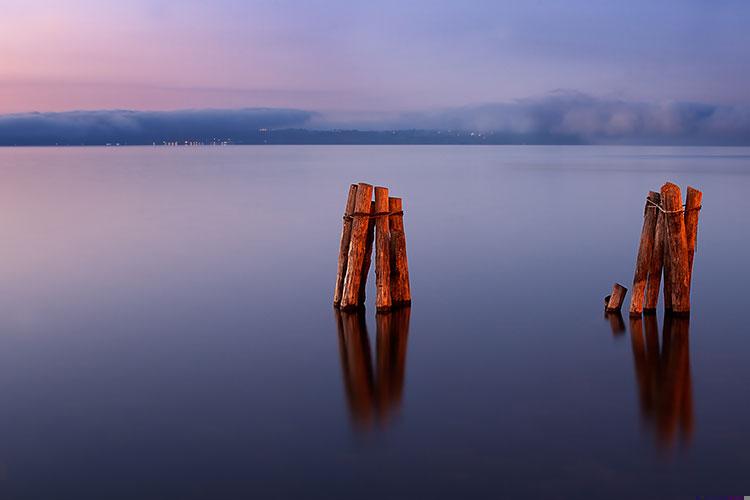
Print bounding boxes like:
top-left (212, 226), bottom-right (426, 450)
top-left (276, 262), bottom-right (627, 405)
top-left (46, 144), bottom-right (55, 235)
top-left (661, 182), bottom-right (691, 315)
top-left (629, 191), bottom-right (661, 317)
top-left (333, 184), bottom-right (359, 307)
top-left (341, 183), bottom-right (373, 309)
top-left (663, 223), bottom-right (673, 312)
top-left (644, 199), bottom-right (666, 313)
top-left (388, 197), bottom-right (411, 307)
top-left (358, 200), bottom-right (376, 303)
top-left (374, 187), bottom-right (392, 312)
top-left (684, 186), bottom-right (703, 291)
top-left (605, 283), bottom-right (628, 312)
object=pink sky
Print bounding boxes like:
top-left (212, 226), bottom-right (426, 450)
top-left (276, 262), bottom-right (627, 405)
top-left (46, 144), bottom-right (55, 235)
top-left (1, 0), bottom-right (748, 114)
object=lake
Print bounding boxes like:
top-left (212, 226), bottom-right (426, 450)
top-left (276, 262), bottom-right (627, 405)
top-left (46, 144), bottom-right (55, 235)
top-left (0, 145), bottom-right (748, 499)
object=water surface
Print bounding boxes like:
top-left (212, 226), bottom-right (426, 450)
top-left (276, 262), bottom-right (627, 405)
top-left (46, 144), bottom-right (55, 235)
top-left (0, 145), bottom-right (748, 499)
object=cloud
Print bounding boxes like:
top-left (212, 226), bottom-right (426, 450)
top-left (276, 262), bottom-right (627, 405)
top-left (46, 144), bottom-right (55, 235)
top-left (0, 108), bottom-right (314, 145)
top-left (1, 93), bottom-right (749, 145)
top-left (313, 91), bottom-right (750, 145)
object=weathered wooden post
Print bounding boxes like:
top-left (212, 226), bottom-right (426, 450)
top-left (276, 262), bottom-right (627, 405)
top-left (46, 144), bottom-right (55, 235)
top-left (374, 187), bottom-right (392, 312)
top-left (684, 186), bottom-right (703, 291)
top-left (358, 200), bottom-right (376, 303)
top-left (629, 191), bottom-right (661, 316)
top-left (388, 197), bottom-right (412, 307)
top-left (333, 184), bottom-right (359, 307)
top-left (605, 283), bottom-right (628, 312)
top-left (663, 228), bottom-right (673, 312)
top-left (341, 183), bottom-right (374, 310)
top-left (661, 182), bottom-right (691, 315)
top-left (644, 201), bottom-right (666, 313)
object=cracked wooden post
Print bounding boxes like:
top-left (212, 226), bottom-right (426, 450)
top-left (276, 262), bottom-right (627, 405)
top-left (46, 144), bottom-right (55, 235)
top-left (663, 225), bottom-right (673, 313)
top-left (684, 186), bottom-right (703, 292)
top-left (630, 191), bottom-right (661, 317)
top-left (334, 184), bottom-right (358, 307)
top-left (661, 182), bottom-right (691, 315)
top-left (341, 183), bottom-right (373, 310)
top-left (388, 197), bottom-right (411, 307)
top-left (605, 283), bottom-right (628, 312)
top-left (358, 201), bottom-right (376, 303)
top-left (644, 198), bottom-right (666, 313)
top-left (374, 187), bottom-right (392, 312)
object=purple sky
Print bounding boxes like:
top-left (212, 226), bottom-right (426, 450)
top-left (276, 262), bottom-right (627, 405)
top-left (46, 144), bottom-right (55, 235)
top-left (2, 0), bottom-right (749, 114)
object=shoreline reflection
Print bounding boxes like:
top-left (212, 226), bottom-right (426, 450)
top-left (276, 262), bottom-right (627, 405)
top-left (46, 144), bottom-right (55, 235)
top-left (628, 314), bottom-right (693, 450)
top-left (335, 308), bottom-right (411, 431)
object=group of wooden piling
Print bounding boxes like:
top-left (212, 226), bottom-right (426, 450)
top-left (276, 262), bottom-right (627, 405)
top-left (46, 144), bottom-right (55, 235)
top-left (606, 182), bottom-right (703, 317)
top-left (333, 182), bottom-right (411, 312)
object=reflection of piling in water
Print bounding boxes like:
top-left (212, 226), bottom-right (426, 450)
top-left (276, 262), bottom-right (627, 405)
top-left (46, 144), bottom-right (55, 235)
top-left (376, 308), bottom-right (410, 422)
top-left (605, 310), bottom-right (626, 335)
top-left (628, 314), bottom-right (693, 449)
top-left (335, 308), bottom-right (411, 430)
top-left (336, 311), bottom-right (375, 428)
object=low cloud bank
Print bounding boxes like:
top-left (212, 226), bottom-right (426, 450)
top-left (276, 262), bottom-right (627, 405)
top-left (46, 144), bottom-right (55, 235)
top-left (0, 108), bottom-right (314, 145)
top-left (1, 93), bottom-right (749, 145)
top-left (316, 92), bottom-right (750, 145)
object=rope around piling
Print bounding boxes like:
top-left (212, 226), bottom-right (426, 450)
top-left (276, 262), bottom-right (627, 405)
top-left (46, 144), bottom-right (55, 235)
top-left (646, 198), bottom-right (702, 214)
top-left (343, 210), bottom-right (404, 220)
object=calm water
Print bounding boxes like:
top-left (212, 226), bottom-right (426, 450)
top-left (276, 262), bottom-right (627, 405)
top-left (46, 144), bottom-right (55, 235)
top-left (0, 145), bottom-right (748, 499)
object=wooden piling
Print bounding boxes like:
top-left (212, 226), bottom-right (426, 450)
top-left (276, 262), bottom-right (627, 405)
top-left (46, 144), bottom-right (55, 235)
top-left (684, 186), bottom-right (703, 290)
top-left (663, 224), bottom-right (673, 312)
top-left (341, 183), bottom-right (374, 310)
top-left (605, 283), bottom-right (628, 312)
top-left (629, 191), bottom-right (661, 317)
top-left (374, 187), bottom-right (392, 312)
top-left (388, 197), bottom-right (412, 307)
top-left (660, 182), bottom-right (691, 315)
top-left (358, 201), bottom-right (376, 303)
top-left (334, 184), bottom-right (359, 307)
top-left (644, 201), bottom-right (665, 313)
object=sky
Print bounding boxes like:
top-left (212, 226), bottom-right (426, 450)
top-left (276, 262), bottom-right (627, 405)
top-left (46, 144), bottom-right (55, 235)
top-left (2, 0), bottom-right (749, 115)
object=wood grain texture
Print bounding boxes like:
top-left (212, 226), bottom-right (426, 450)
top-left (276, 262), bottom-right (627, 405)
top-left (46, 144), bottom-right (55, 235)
top-left (684, 186), bottom-right (703, 291)
top-left (644, 200), bottom-right (666, 313)
top-left (388, 197), bottom-right (412, 307)
top-left (358, 200), bottom-right (376, 303)
top-left (606, 283), bottom-right (628, 312)
top-left (341, 183), bottom-right (373, 309)
top-left (663, 222), bottom-right (673, 312)
top-left (661, 182), bottom-right (691, 315)
top-left (374, 187), bottom-right (392, 312)
top-left (630, 191), bottom-right (661, 316)
top-left (333, 184), bottom-right (359, 307)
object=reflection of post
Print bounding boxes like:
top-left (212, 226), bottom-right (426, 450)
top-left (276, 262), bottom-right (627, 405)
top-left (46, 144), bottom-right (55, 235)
top-left (605, 310), bottom-right (625, 335)
top-left (658, 315), bottom-right (693, 446)
top-left (335, 308), bottom-right (411, 431)
top-left (376, 307), bottom-right (411, 423)
top-left (628, 313), bottom-right (693, 449)
top-left (335, 311), bottom-right (375, 429)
